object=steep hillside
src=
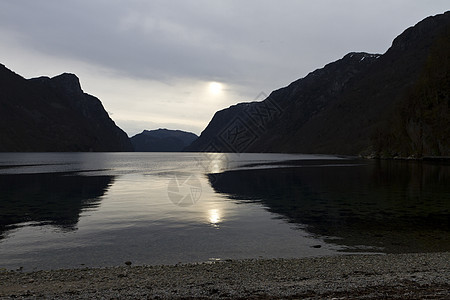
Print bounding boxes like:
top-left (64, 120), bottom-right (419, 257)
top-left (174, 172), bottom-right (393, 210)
top-left (187, 11), bottom-right (450, 157)
top-left (0, 66), bottom-right (132, 152)
top-left (371, 24), bottom-right (450, 157)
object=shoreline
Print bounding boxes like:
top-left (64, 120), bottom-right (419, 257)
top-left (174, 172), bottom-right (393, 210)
top-left (1, 252), bottom-right (449, 299)
top-left (359, 154), bottom-right (450, 162)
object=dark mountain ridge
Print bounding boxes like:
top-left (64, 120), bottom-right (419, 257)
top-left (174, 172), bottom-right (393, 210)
top-left (187, 11), bottom-right (450, 157)
top-left (131, 128), bottom-right (198, 152)
top-left (0, 66), bottom-right (132, 152)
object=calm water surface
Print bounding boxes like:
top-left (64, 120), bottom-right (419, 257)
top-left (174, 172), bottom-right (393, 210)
top-left (0, 153), bottom-right (449, 271)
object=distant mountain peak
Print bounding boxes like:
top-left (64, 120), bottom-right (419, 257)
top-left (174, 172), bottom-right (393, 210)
top-left (131, 128), bottom-right (198, 152)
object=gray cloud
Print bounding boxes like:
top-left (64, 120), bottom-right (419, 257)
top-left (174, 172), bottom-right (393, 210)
top-left (3, 1), bottom-right (446, 81)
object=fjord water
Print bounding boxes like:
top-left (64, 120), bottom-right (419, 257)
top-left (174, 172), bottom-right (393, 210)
top-left (0, 153), bottom-right (449, 271)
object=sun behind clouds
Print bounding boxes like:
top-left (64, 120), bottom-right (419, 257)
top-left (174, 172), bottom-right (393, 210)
top-left (208, 81), bottom-right (223, 95)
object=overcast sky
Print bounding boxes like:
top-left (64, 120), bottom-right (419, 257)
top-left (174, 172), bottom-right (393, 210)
top-left (1, 1), bottom-right (448, 136)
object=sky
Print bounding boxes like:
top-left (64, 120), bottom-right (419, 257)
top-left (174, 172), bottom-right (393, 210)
top-left (0, 1), bottom-right (448, 137)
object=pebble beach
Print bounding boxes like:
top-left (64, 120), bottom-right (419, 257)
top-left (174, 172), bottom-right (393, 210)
top-left (1, 252), bottom-right (449, 299)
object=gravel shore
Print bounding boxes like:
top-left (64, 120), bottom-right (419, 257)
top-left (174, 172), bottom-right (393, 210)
top-left (1, 252), bottom-right (449, 299)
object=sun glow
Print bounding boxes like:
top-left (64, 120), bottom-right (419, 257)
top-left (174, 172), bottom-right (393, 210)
top-left (208, 209), bottom-right (221, 228)
top-left (208, 82), bottom-right (223, 95)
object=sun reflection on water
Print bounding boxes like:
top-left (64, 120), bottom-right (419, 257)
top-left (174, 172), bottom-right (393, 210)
top-left (208, 209), bottom-right (221, 228)
top-left (201, 153), bottom-right (229, 173)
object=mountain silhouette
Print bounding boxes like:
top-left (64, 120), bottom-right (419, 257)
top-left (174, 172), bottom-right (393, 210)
top-left (131, 128), bottom-right (198, 152)
top-left (0, 66), bottom-right (132, 152)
